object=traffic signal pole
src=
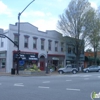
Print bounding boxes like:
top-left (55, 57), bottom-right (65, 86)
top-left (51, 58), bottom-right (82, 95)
top-left (17, 0), bottom-right (35, 74)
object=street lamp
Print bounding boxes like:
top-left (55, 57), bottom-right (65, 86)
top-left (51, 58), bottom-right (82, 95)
top-left (46, 50), bottom-right (48, 74)
top-left (17, 0), bottom-right (35, 74)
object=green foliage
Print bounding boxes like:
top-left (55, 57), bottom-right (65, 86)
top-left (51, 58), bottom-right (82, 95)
top-left (33, 64), bottom-right (38, 71)
top-left (24, 64), bottom-right (41, 72)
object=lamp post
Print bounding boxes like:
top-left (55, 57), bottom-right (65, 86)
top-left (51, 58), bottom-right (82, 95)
top-left (46, 51), bottom-right (48, 74)
top-left (17, 0), bottom-right (35, 74)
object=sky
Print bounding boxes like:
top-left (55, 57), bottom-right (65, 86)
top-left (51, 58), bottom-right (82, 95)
top-left (0, 0), bottom-right (100, 32)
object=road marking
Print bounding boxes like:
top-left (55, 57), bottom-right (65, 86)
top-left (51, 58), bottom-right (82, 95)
top-left (43, 81), bottom-right (50, 83)
top-left (66, 88), bottom-right (80, 91)
top-left (84, 78), bottom-right (89, 80)
top-left (66, 80), bottom-right (72, 81)
top-left (98, 76), bottom-right (100, 78)
top-left (14, 83), bottom-right (24, 87)
top-left (69, 75), bottom-right (79, 77)
top-left (38, 86), bottom-right (50, 89)
top-left (81, 75), bottom-right (92, 77)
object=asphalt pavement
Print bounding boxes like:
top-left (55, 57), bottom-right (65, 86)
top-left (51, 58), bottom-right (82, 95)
top-left (0, 72), bottom-right (100, 100)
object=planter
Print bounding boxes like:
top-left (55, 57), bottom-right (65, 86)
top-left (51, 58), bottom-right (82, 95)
top-left (19, 71), bottom-right (46, 76)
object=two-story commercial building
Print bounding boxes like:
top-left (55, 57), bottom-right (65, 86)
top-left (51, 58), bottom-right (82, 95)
top-left (0, 22), bottom-right (85, 73)
top-left (0, 22), bottom-right (66, 73)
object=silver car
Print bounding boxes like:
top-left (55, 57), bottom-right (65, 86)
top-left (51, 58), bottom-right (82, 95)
top-left (83, 65), bottom-right (100, 73)
top-left (58, 65), bottom-right (78, 74)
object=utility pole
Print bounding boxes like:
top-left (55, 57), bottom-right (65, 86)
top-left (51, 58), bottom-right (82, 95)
top-left (17, 0), bottom-right (35, 74)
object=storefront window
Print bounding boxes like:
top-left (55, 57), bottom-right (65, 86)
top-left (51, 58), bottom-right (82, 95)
top-left (0, 53), bottom-right (6, 57)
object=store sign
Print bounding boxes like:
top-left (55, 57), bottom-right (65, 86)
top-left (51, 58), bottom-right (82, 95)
top-left (20, 54), bottom-right (27, 60)
top-left (19, 60), bottom-right (25, 66)
top-left (28, 55), bottom-right (38, 60)
top-left (13, 53), bottom-right (38, 61)
top-left (52, 57), bottom-right (59, 60)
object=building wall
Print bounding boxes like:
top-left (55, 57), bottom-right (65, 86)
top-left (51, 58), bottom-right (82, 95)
top-left (4, 23), bottom-right (66, 72)
top-left (65, 36), bottom-right (84, 64)
top-left (0, 22), bottom-right (85, 73)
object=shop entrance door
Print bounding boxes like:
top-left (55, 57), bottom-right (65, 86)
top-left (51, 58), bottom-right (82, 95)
top-left (53, 60), bottom-right (58, 71)
top-left (40, 61), bottom-right (45, 71)
top-left (40, 55), bottom-right (45, 71)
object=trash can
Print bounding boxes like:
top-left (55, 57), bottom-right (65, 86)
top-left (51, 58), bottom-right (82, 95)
top-left (11, 68), bottom-right (15, 75)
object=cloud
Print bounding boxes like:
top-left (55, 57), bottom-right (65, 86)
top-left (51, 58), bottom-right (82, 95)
top-left (0, 1), bottom-right (12, 17)
top-left (90, 2), bottom-right (98, 9)
top-left (0, 1), bottom-right (7, 13)
top-left (32, 18), bottom-right (58, 31)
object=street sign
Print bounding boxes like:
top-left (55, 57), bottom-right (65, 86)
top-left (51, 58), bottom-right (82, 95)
top-left (19, 60), bottom-right (25, 66)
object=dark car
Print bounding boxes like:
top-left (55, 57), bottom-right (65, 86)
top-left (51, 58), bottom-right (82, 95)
top-left (83, 65), bottom-right (100, 73)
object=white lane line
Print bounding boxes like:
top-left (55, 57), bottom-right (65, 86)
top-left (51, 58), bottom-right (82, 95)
top-left (81, 75), bottom-right (92, 77)
top-left (98, 76), bottom-right (100, 78)
top-left (38, 86), bottom-right (50, 89)
top-left (66, 88), bottom-right (80, 91)
top-left (43, 81), bottom-right (50, 83)
top-left (14, 83), bottom-right (24, 87)
top-left (69, 75), bottom-right (79, 77)
top-left (84, 78), bottom-right (89, 80)
top-left (66, 80), bottom-right (72, 81)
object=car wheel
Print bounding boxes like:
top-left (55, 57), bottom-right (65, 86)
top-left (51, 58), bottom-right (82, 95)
top-left (86, 70), bottom-right (89, 73)
top-left (72, 70), bottom-right (77, 74)
top-left (59, 71), bottom-right (63, 74)
top-left (98, 70), bottom-right (100, 72)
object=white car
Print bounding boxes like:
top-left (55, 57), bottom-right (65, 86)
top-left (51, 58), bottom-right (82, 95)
top-left (58, 65), bottom-right (78, 74)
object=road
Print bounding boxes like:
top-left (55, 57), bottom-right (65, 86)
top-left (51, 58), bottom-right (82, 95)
top-left (0, 72), bottom-right (100, 100)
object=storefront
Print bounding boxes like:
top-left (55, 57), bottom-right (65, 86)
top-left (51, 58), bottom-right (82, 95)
top-left (48, 54), bottom-right (65, 71)
top-left (0, 51), bottom-right (6, 72)
top-left (13, 51), bottom-right (38, 70)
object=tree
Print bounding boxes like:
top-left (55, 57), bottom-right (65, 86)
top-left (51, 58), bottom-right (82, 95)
top-left (86, 49), bottom-right (92, 52)
top-left (86, 9), bottom-right (100, 64)
top-left (57, 0), bottom-right (92, 66)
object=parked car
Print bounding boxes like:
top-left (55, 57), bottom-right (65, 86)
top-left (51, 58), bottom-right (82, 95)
top-left (83, 65), bottom-right (100, 73)
top-left (58, 64), bottom-right (78, 74)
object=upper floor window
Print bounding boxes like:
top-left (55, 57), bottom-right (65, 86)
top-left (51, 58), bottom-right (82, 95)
top-left (73, 47), bottom-right (75, 53)
top-left (48, 40), bottom-right (52, 51)
top-left (55, 41), bottom-right (58, 52)
top-left (81, 49), bottom-right (84, 54)
top-left (1, 41), bottom-right (3, 47)
top-left (61, 42), bottom-right (64, 52)
top-left (33, 37), bottom-right (37, 49)
top-left (0, 38), bottom-right (4, 47)
top-left (14, 34), bottom-right (18, 47)
top-left (68, 47), bottom-right (71, 54)
top-left (24, 35), bottom-right (29, 48)
top-left (41, 39), bottom-right (45, 50)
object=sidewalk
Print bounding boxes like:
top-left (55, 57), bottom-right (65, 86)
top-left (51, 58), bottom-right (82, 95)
top-left (0, 71), bottom-right (59, 77)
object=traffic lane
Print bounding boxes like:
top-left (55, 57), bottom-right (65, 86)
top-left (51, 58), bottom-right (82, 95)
top-left (0, 76), bottom-right (100, 100)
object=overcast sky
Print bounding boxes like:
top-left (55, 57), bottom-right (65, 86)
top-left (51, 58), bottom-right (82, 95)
top-left (0, 0), bottom-right (99, 32)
